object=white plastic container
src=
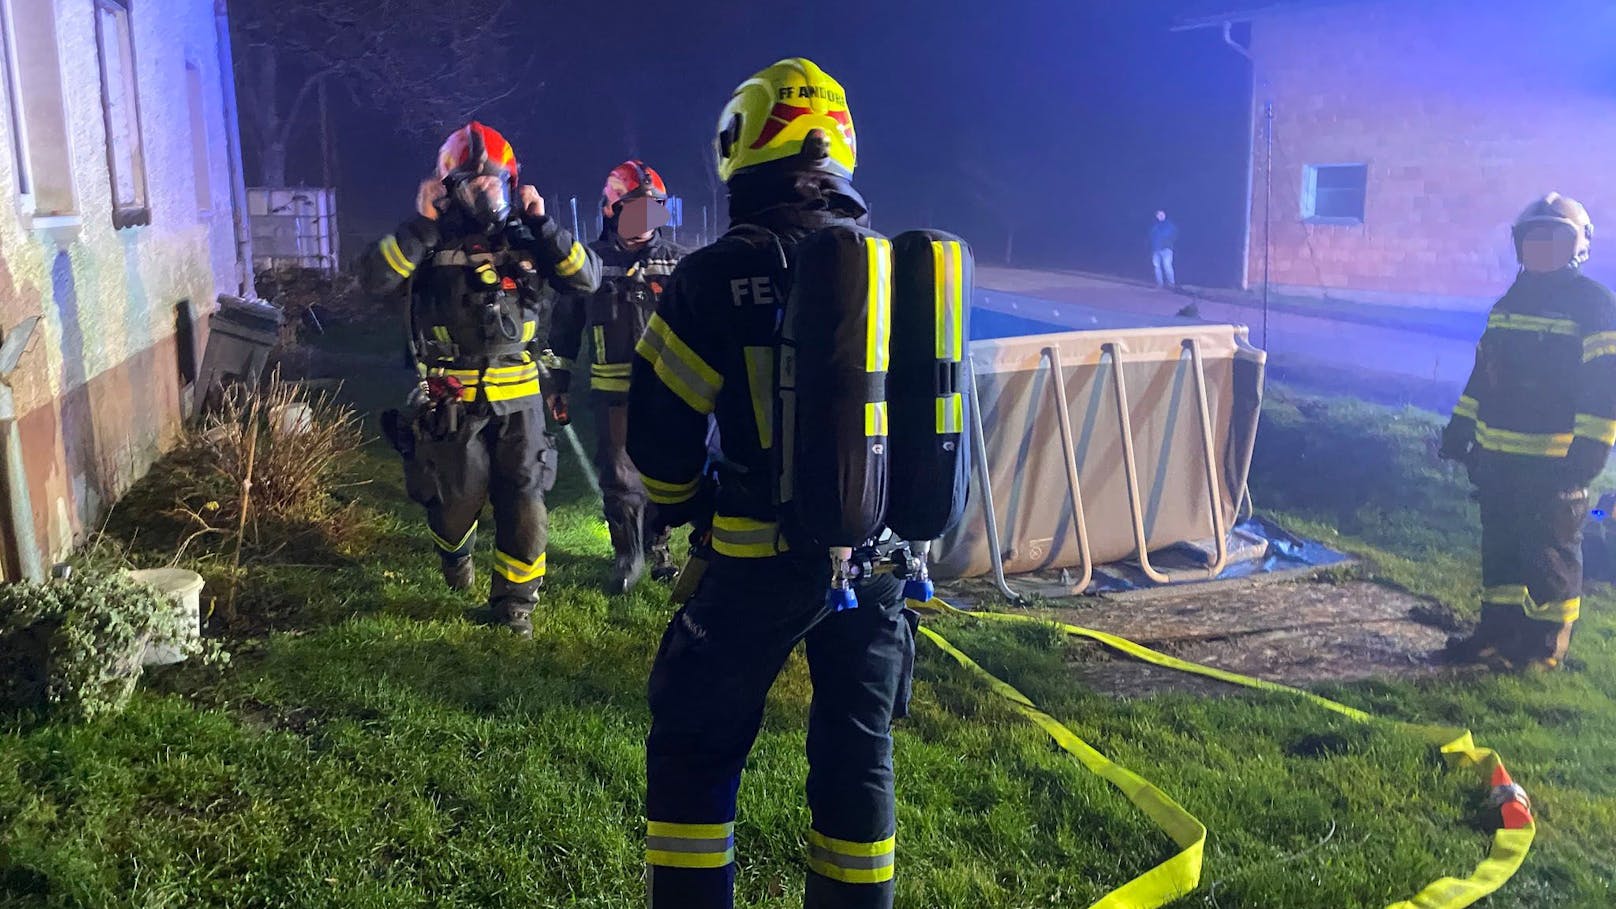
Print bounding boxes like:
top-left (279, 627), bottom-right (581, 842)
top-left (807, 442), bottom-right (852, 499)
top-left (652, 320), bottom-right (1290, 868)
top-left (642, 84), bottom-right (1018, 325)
top-left (129, 568), bottom-right (206, 666)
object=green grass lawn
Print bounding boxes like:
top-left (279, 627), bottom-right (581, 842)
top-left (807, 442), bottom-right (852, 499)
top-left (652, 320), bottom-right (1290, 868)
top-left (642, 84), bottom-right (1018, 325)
top-left (2, 386), bottom-right (1614, 908)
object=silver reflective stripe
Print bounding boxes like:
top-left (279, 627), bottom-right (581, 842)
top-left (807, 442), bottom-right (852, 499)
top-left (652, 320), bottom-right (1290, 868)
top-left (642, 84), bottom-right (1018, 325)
top-left (638, 323), bottom-right (721, 411)
top-left (808, 844), bottom-right (894, 871)
top-left (646, 835), bottom-right (733, 854)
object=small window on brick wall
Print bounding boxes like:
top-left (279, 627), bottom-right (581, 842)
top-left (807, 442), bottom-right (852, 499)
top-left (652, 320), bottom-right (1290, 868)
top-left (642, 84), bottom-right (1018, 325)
top-left (1301, 163), bottom-right (1367, 224)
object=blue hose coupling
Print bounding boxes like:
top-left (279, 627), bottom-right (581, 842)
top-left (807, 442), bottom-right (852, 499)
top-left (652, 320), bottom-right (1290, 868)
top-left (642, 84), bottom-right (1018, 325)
top-left (903, 578), bottom-right (934, 603)
top-left (827, 586), bottom-right (860, 612)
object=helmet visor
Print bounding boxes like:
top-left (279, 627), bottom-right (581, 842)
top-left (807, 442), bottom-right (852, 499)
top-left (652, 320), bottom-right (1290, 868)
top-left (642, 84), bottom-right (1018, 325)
top-left (452, 174), bottom-right (512, 226)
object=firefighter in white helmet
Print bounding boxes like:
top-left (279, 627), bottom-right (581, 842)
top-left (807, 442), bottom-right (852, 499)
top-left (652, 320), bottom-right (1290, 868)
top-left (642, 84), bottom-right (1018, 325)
top-left (1440, 192), bottom-right (1616, 668)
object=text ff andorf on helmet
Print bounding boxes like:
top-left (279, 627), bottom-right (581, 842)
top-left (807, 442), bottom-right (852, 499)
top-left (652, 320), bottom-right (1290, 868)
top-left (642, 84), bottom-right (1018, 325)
top-left (713, 57), bottom-right (857, 183)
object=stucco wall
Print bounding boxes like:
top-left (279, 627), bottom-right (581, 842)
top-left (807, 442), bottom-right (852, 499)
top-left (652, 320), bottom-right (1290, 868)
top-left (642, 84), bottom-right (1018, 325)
top-left (0, 0), bottom-right (239, 563)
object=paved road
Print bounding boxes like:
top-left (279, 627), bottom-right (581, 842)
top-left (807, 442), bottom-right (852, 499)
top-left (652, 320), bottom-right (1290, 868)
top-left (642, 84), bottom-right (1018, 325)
top-left (975, 266), bottom-right (1478, 412)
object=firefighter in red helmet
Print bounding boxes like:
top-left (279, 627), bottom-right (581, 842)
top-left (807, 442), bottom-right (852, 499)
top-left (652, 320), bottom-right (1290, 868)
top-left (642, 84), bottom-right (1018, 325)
top-left (362, 121), bottom-right (601, 635)
top-left (548, 160), bottom-right (691, 593)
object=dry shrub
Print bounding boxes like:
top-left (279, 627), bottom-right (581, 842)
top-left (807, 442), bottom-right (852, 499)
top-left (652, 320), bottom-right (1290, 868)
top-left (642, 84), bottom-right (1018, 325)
top-left (168, 375), bottom-right (372, 561)
top-left (254, 266), bottom-right (380, 347)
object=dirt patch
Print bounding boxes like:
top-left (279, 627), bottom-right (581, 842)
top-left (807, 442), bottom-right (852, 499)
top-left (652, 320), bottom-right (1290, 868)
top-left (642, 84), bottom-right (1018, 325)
top-left (1020, 578), bottom-right (1458, 698)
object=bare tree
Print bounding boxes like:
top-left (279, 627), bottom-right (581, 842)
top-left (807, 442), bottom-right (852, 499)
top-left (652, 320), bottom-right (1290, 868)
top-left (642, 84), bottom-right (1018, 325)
top-left (232, 0), bottom-right (539, 186)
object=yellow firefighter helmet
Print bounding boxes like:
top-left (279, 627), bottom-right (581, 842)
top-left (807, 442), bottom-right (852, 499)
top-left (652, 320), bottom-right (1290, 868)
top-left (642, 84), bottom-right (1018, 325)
top-left (714, 57), bottom-right (857, 183)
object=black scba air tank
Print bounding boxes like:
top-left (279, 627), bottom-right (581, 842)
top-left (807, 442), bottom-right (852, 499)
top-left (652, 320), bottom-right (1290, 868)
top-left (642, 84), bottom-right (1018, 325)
top-left (777, 226), bottom-right (975, 608)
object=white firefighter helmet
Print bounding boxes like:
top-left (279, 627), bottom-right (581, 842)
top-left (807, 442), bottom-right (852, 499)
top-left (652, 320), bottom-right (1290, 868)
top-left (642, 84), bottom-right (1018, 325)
top-left (1512, 192), bottom-right (1594, 268)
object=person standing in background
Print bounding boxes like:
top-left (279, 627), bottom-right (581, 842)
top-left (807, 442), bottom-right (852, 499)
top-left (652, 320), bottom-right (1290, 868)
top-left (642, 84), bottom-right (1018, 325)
top-left (1151, 210), bottom-right (1178, 289)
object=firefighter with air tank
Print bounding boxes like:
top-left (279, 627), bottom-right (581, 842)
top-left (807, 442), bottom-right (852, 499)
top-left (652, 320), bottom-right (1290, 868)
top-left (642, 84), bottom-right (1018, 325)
top-left (628, 57), bottom-right (976, 909)
top-left (362, 122), bottom-right (601, 636)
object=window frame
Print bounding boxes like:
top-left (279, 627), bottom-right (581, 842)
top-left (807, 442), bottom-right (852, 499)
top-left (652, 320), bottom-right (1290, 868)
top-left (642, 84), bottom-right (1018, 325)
top-left (1300, 162), bottom-right (1369, 225)
top-left (93, 0), bottom-right (150, 229)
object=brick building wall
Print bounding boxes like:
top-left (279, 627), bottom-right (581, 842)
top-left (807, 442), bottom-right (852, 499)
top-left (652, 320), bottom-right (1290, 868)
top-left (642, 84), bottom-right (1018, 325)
top-left (1246, 0), bottom-right (1616, 308)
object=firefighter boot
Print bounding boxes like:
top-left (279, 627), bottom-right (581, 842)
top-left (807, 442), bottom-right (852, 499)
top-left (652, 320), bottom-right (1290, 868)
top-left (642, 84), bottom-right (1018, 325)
top-left (1503, 618), bottom-right (1575, 671)
top-left (488, 590), bottom-right (537, 638)
top-left (1441, 604), bottom-right (1521, 667)
top-left (606, 508), bottom-right (647, 595)
top-left (441, 554), bottom-right (475, 592)
top-left (648, 528), bottom-right (677, 583)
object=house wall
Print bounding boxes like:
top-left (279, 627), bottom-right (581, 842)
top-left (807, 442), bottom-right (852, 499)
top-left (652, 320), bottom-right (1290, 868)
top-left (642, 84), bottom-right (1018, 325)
top-left (1248, 0), bottom-right (1616, 308)
top-left (0, 0), bottom-right (241, 569)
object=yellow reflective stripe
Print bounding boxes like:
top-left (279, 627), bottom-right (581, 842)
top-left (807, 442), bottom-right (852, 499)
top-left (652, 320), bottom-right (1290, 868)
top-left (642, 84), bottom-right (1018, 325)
top-left (642, 473), bottom-right (699, 505)
top-left (1452, 395), bottom-right (1478, 421)
top-left (648, 821), bottom-right (734, 839)
top-left (378, 235), bottom-right (414, 278)
top-left (936, 393), bottom-right (964, 434)
top-left (646, 821), bottom-right (736, 870)
top-left (593, 325), bottom-right (607, 358)
top-left (866, 237), bottom-right (892, 373)
top-left (591, 376), bottom-right (631, 393)
top-left (1525, 597), bottom-right (1580, 623)
top-left (636, 313), bottom-right (723, 414)
top-left (430, 521), bottom-right (476, 554)
top-left (1487, 586), bottom-right (1581, 622)
top-left (1583, 331), bottom-right (1616, 361)
top-left (912, 598), bottom-right (1534, 909)
top-left (1575, 413), bottom-right (1616, 446)
top-left (435, 362), bottom-right (539, 382)
top-left (710, 514), bottom-right (788, 558)
top-left (744, 347), bottom-right (775, 450)
top-left (806, 835), bottom-right (895, 884)
top-left (1475, 421), bottom-right (1572, 457)
top-left (807, 857), bottom-right (894, 885)
top-left (1488, 312), bottom-right (1578, 336)
top-left (477, 378), bottom-right (541, 402)
top-left (591, 362), bottom-right (632, 378)
top-left (1483, 585), bottom-right (1529, 607)
top-left (556, 242), bottom-right (588, 277)
top-left (494, 550), bottom-right (546, 583)
top-left (809, 831), bottom-right (895, 858)
top-left (647, 849), bottom-right (734, 869)
top-left (933, 240), bottom-right (964, 361)
top-left (521, 320), bottom-right (537, 343)
top-left (866, 401), bottom-right (888, 437)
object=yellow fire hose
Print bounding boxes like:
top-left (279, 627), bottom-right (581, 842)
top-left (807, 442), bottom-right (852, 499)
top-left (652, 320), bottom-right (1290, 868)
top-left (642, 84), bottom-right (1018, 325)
top-left (910, 598), bottom-right (1534, 909)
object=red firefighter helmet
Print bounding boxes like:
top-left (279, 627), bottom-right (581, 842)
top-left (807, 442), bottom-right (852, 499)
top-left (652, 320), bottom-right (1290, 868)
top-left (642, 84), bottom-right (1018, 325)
top-left (437, 121), bottom-right (520, 188)
top-left (601, 160), bottom-right (668, 219)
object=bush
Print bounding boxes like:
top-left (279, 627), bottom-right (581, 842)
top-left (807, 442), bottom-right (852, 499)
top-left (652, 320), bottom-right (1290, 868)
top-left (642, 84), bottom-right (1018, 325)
top-left (0, 574), bottom-right (226, 722)
top-left (255, 266), bottom-right (379, 347)
top-left (168, 376), bottom-right (373, 561)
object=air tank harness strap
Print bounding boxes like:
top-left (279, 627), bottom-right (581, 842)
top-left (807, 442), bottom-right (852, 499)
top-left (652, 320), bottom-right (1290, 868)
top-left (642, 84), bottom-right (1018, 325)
top-left (907, 598), bottom-right (1533, 909)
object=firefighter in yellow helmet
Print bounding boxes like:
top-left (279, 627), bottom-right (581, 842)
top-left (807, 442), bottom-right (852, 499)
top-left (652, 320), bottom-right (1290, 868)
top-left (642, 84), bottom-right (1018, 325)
top-left (628, 59), bottom-right (910, 908)
top-left (1440, 192), bottom-right (1616, 668)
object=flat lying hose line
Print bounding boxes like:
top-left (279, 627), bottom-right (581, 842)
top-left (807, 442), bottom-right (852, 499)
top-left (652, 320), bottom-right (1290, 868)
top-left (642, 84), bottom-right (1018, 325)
top-left (917, 624), bottom-right (1206, 908)
top-left (911, 598), bottom-right (1535, 909)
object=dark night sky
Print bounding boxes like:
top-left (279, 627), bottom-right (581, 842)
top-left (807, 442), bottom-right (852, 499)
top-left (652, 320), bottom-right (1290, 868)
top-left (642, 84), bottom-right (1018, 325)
top-left (304, 0), bottom-right (1253, 287)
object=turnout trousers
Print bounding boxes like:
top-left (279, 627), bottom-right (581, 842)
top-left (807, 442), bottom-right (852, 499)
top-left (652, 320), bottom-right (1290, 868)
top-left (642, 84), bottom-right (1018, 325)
top-left (1471, 481), bottom-right (1586, 665)
top-left (593, 394), bottom-right (670, 577)
top-left (404, 404), bottom-right (553, 609)
top-left (645, 552), bottom-right (917, 909)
